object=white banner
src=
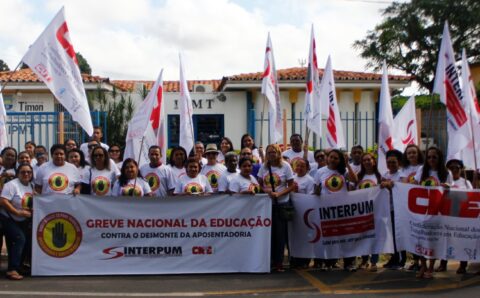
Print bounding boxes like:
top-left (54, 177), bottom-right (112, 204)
top-left (32, 194), bottom-right (271, 276)
top-left (289, 189), bottom-right (394, 259)
top-left (393, 183), bottom-right (480, 261)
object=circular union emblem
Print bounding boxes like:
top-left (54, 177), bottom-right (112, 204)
top-left (264, 173), bottom-right (281, 189)
top-left (21, 192), bottom-right (33, 209)
top-left (407, 172), bottom-right (416, 184)
top-left (121, 185), bottom-right (142, 197)
top-left (421, 176), bottom-right (440, 187)
top-left (206, 170), bottom-right (220, 189)
top-left (324, 174), bottom-right (344, 192)
top-left (184, 182), bottom-right (203, 194)
top-left (358, 179), bottom-right (377, 189)
top-left (92, 176), bottom-right (110, 196)
top-left (145, 173), bottom-right (160, 192)
top-left (48, 173), bottom-right (69, 192)
top-left (37, 212), bottom-right (82, 258)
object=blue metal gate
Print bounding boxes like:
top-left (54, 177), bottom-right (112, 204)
top-left (6, 111), bottom-right (107, 152)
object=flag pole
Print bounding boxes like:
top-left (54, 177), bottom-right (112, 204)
top-left (424, 93), bottom-right (436, 150)
top-left (0, 62), bottom-right (23, 93)
top-left (132, 136), bottom-right (145, 196)
top-left (260, 95), bottom-right (267, 147)
top-left (468, 109), bottom-right (479, 188)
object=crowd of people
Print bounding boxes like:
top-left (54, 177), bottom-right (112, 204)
top-left (0, 126), bottom-right (477, 280)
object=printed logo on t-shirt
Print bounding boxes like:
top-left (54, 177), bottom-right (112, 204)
top-left (407, 172), bottom-right (416, 183)
top-left (184, 182), bottom-right (203, 194)
top-left (248, 183), bottom-right (260, 194)
top-left (206, 170), bottom-right (221, 189)
top-left (252, 155), bottom-right (260, 164)
top-left (358, 179), bottom-right (377, 189)
top-left (264, 173), bottom-right (281, 189)
top-left (121, 185), bottom-right (142, 197)
top-left (92, 176), bottom-right (110, 196)
top-left (145, 173), bottom-right (160, 192)
top-left (21, 192), bottom-right (33, 209)
top-left (421, 176), bottom-right (440, 187)
top-left (48, 173), bottom-right (69, 192)
top-left (324, 174), bottom-right (344, 192)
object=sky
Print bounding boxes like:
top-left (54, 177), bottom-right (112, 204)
top-left (0, 0), bottom-right (407, 82)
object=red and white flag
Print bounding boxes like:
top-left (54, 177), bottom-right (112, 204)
top-left (377, 62), bottom-right (395, 174)
top-left (261, 33), bottom-right (282, 144)
top-left (0, 92), bottom-right (8, 150)
top-left (457, 49), bottom-right (480, 169)
top-left (304, 25), bottom-right (322, 136)
top-left (433, 22), bottom-right (470, 159)
top-left (393, 95), bottom-right (418, 152)
top-left (21, 7), bottom-right (93, 136)
top-left (320, 56), bottom-right (345, 149)
top-left (124, 70), bottom-right (165, 166)
top-left (179, 54), bottom-right (195, 155)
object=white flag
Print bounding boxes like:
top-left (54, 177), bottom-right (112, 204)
top-left (319, 56), bottom-right (345, 149)
top-left (304, 25), bottom-right (322, 136)
top-left (377, 62), bottom-right (395, 174)
top-left (261, 33), bottom-right (282, 144)
top-left (179, 54), bottom-right (195, 155)
top-left (393, 95), bottom-right (418, 152)
top-left (458, 49), bottom-right (480, 169)
top-left (124, 70), bottom-right (164, 166)
top-left (0, 93), bottom-right (8, 150)
top-left (433, 22), bottom-right (470, 159)
top-left (21, 7), bottom-right (93, 136)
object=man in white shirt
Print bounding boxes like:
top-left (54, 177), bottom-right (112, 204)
top-left (79, 126), bottom-right (109, 159)
top-left (282, 134), bottom-right (315, 170)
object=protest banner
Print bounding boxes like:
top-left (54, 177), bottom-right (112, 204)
top-left (289, 188), bottom-right (394, 259)
top-left (32, 194), bottom-right (271, 276)
top-left (393, 183), bottom-right (480, 261)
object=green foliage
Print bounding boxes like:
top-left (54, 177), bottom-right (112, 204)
top-left (353, 0), bottom-right (480, 92)
top-left (76, 52), bottom-right (92, 74)
top-left (0, 59), bottom-right (9, 71)
top-left (391, 94), bottom-right (443, 112)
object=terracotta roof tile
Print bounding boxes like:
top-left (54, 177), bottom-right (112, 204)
top-left (0, 68), bottom-right (109, 84)
top-left (111, 80), bottom-right (222, 92)
top-left (225, 67), bottom-right (411, 82)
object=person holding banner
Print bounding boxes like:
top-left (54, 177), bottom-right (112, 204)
top-left (435, 159), bottom-right (472, 274)
top-left (112, 158), bottom-right (152, 197)
top-left (169, 146), bottom-right (188, 183)
top-left (34, 144), bottom-right (81, 195)
top-left (0, 163), bottom-right (34, 280)
top-left (239, 148), bottom-right (261, 179)
top-left (241, 134), bottom-right (263, 164)
top-left (140, 146), bottom-right (175, 198)
top-left (380, 149), bottom-right (406, 270)
top-left (200, 144), bottom-right (227, 193)
top-left (355, 153), bottom-right (382, 272)
top-left (293, 158), bottom-right (315, 195)
top-left (314, 149), bottom-right (358, 271)
top-left (258, 144), bottom-right (295, 272)
top-left (413, 147), bottom-right (453, 279)
top-left (86, 146), bottom-right (118, 197)
top-left (229, 158), bottom-right (260, 194)
top-left (174, 157), bottom-right (212, 195)
top-left (348, 145), bottom-right (364, 174)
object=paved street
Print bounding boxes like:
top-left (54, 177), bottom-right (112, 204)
top-left (1, 256), bottom-right (480, 297)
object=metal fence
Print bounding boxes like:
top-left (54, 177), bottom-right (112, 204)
top-left (6, 111), bottom-right (107, 152)
top-left (255, 111), bottom-right (377, 151)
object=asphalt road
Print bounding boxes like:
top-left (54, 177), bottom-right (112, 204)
top-left (1, 256), bottom-right (480, 297)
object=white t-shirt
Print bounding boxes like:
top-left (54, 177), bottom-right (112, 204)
top-left (282, 149), bottom-right (315, 170)
top-left (34, 161), bottom-right (80, 195)
top-left (349, 163), bottom-right (361, 174)
top-left (112, 178), bottom-right (151, 197)
top-left (80, 142), bottom-right (109, 162)
top-left (218, 170), bottom-right (240, 192)
top-left (452, 177), bottom-right (473, 189)
top-left (309, 164), bottom-right (323, 177)
top-left (400, 165), bottom-right (422, 183)
top-left (84, 167), bottom-right (117, 196)
top-left (229, 174), bottom-right (260, 194)
top-left (294, 174), bottom-right (315, 194)
top-left (169, 165), bottom-right (186, 183)
top-left (174, 174), bottom-right (213, 194)
top-left (258, 161), bottom-right (294, 203)
top-left (200, 163), bottom-right (227, 192)
top-left (140, 164), bottom-right (176, 197)
top-left (356, 173), bottom-right (380, 189)
top-left (314, 167), bottom-right (348, 195)
top-left (414, 166), bottom-right (454, 186)
top-left (383, 170), bottom-right (402, 182)
top-left (251, 148), bottom-right (262, 164)
top-left (0, 178), bottom-right (34, 221)
top-left (78, 165), bottom-right (91, 184)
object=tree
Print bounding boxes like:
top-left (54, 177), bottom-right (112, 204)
top-left (0, 59), bottom-right (9, 71)
top-left (76, 52), bottom-right (92, 74)
top-left (353, 0), bottom-right (480, 92)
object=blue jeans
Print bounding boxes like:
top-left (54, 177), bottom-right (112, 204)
top-left (0, 214), bottom-right (27, 271)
